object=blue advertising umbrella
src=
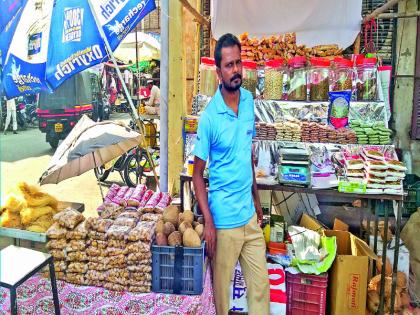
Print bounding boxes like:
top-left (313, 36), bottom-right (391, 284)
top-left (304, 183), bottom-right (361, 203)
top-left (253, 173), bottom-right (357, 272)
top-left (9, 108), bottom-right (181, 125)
top-left (0, 0), bottom-right (156, 99)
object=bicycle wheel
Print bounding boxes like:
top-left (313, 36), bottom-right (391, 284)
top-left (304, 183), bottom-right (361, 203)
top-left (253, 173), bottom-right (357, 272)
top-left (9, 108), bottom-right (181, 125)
top-left (123, 151), bottom-right (149, 187)
top-left (94, 166), bottom-right (111, 182)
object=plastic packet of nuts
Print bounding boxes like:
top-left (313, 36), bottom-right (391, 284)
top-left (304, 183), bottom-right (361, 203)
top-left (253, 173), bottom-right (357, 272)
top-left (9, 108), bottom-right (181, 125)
top-left (107, 254), bottom-right (126, 267)
top-left (106, 247), bottom-right (127, 256)
top-left (46, 238), bottom-right (67, 250)
top-left (88, 239), bottom-right (107, 249)
top-left (86, 246), bottom-right (102, 257)
top-left (87, 261), bottom-right (109, 271)
top-left (126, 252), bottom-right (152, 262)
top-left (113, 216), bottom-right (138, 228)
top-left (66, 221), bottom-right (87, 240)
top-left (107, 268), bottom-right (129, 279)
top-left (106, 224), bottom-right (132, 240)
top-left (54, 260), bottom-right (67, 272)
top-left (88, 230), bottom-right (107, 240)
top-left (103, 282), bottom-right (126, 292)
top-left (140, 213), bottom-right (162, 223)
top-left (127, 265), bottom-right (152, 273)
top-left (66, 239), bottom-right (86, 252)
top-left (66, 273), bottom-right (86, 285)
top-left (129, 279), bottom-right (151, 287)
top-left (128, 285), bottom-right (151, 293)
top-left (67, 262), bottom-right (88, 274)
top-left (107, 239), bottom-right (127, 248)
top-left (126, 241), bottom-right (151, 253)
top-left (85, 217), bottom-right (113, 233)
top-left (49, 249), bottom-right (66, 260)
top-left (130, 272), bottom-right (152, 282)
top-left (53, 208), bottom-right (85, 230)
top-left (55, 271), bottom-right (66, 280)
top-left (99, 203), bottom-right (124, 220)
top-left (86, 270), bottom-right (107, 282)
top-left (88, 255), bottom-right (108, 263)
top-left (128, 221), bottom-right (156, 242)
top-left (66, 251), bottom-right (88, 262)
top-left (46, 222), bottom-right (68, 239)
top-left (117, 210), bottom-right (141, 221)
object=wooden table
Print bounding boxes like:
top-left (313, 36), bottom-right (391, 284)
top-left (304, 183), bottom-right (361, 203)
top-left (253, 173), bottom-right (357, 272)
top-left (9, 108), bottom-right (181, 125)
top-left (180, 174), bottom-right (405, 314)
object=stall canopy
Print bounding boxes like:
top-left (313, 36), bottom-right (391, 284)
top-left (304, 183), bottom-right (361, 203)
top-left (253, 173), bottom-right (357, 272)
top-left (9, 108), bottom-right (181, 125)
top-left (114, 31), bottom-right (160, 63)
top-left (210, 0), bottom-right (362, 48)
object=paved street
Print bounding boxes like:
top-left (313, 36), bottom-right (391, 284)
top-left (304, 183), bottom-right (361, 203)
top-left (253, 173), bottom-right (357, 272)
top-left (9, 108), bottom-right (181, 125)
top-left (0, 113), bottom-right (131, 218)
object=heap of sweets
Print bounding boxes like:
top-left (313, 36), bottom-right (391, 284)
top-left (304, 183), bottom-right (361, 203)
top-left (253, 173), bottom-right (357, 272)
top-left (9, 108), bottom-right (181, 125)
top-left (349, 120), bottom-right (392, 145)
top-left (274, 120), bottom-right (301, 142)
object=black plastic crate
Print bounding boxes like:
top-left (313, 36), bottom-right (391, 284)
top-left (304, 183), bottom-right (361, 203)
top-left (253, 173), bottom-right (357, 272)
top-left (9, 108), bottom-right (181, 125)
top-left (152, 242), bottom-right (205, 295)
top-left (403, 174), bottom-right (420, 216)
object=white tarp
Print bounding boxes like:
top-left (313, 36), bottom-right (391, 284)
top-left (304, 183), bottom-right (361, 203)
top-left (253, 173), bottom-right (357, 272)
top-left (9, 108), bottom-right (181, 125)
top-left (211, 0), bottom-right (362, 49)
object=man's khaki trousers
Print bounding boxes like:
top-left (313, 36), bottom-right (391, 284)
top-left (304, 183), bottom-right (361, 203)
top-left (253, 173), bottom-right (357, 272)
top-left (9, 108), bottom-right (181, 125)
top-left (213, 213), bottom-right (270, 315)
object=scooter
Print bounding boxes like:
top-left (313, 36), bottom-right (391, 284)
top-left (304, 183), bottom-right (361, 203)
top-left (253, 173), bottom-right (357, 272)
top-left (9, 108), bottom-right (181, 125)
top-left (25, 102), bottom-right (38, 126)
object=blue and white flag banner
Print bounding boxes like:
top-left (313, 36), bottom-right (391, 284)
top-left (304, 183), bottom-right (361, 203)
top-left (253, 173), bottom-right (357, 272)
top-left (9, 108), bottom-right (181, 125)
top-left (0, 0), bottom-right (156, 99)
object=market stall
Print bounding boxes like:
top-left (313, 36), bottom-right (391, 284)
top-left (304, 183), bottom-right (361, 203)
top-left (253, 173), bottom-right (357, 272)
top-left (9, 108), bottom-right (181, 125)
top-left (180, 26), bottom-right (418, 314)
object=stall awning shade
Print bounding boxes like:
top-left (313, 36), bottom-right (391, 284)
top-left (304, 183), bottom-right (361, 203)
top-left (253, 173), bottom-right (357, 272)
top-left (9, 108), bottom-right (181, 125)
top-left (210, 0), bottom-right (362, 49)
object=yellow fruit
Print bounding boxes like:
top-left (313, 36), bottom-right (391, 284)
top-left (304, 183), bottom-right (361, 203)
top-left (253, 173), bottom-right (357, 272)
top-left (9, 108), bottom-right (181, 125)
top-left (195, 224), bottom-right (204, 238)
top-left (20, 206), bottom-right (54, 226)
top-left (163, 222), bottom-right (175, 236)
top-left (168, 231), bottom-right (182, 246)
top-left (263, 224), bottom-right (271, 245)
top-left (0, 210), bottom-right (22, 228)
top-left (3, 193), bottom-right (26, 213)
top-left (181, 210), bottom-right (194, 224)
top-left (26, 225), bottom-right (47, 233)
top-left (156, 220), bottom-right (165, 234)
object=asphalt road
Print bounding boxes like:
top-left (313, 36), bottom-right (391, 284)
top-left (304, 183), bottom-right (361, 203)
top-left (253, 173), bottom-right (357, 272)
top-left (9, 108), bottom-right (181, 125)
top-left (0, 113), bottom-right (131, 218)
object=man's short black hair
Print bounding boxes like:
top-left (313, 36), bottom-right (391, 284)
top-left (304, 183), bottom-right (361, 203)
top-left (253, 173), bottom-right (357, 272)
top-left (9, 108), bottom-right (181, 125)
top-left (214, 33), bottom-right (241, 68)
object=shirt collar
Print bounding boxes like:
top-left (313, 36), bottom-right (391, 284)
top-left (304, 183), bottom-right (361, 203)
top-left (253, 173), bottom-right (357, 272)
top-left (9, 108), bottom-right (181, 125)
top-left (214, 85), bottom-right (247, 114)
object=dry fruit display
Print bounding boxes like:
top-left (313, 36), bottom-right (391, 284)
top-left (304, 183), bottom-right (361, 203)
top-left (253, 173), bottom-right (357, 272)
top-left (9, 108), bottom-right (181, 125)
top-left (46, 222), bottom-right (67, 239)
top-left (308, 57), bottom-right (330, 101)
top-left (264, 59), bottom-right (285, 100)
top-left (242, 60), bottom-right (258, 98)
top-left (199, 57), bottom-right (218, 96)
top-left (66, 251), bottom-right (88, 262)
top-left (287, 56), bottom-right (307, 101)
top-left (356, 57), bottom-right (377, 101)
top-left (66, 221), bottom-right (87, 239)
top-left (332, 57), bottom-right (354, 92)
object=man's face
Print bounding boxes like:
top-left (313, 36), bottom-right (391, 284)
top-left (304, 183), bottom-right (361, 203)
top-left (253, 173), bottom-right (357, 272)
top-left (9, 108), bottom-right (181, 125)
top-left (217, 45), bottom-right (242, 92)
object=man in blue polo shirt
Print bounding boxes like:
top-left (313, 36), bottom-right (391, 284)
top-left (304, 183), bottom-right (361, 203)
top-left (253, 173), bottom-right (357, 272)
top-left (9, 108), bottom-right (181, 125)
top-left (192, 33), bottom-right (269, 315)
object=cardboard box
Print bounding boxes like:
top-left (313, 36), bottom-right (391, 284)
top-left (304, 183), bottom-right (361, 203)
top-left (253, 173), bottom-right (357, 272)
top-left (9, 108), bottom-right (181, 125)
top-left (300, 214), bottom-right (377, 315)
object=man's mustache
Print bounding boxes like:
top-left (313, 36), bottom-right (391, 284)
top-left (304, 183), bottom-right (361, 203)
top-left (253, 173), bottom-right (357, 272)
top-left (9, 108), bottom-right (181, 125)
top-left (231, 74), bottom-right (242, 82)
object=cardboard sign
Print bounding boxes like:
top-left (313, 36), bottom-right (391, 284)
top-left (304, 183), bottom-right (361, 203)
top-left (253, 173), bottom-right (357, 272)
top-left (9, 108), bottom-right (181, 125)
top-left (229, 263), bottom-right (286, 315)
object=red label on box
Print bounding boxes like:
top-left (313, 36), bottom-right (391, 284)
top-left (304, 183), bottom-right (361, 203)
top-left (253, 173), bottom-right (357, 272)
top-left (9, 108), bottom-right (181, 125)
top-left (347, 274), bottom-right (361, 309)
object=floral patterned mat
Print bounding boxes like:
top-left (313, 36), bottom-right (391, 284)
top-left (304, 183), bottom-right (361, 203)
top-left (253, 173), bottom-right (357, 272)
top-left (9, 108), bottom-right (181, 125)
top-left (0, 267), bottom-right (215, 315)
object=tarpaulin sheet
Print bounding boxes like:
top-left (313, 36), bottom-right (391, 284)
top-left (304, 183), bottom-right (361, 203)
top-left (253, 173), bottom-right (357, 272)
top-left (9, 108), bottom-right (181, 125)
top-left (211, 0), bottom-right (362, 48)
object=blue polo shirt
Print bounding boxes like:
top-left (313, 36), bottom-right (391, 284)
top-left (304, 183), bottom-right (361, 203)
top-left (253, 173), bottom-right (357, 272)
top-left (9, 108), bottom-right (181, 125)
top-left (193, 86), bottom-right (256, 229)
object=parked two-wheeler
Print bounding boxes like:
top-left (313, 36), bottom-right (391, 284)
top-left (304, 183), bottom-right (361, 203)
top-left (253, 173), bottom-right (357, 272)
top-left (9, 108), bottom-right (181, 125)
top-left (94, 146), bottom-right (156, 187)
top-left (25, 102), bottom-right (38, 126)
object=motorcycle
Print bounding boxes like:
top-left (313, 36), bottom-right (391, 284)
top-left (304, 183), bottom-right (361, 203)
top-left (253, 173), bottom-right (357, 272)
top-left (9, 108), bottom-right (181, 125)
top-left (94, 147), bottom-right (158, 187)
top-left (25, 102), bottom-right (38, 126)
top-left (16, 102), bottom-right (27, 130)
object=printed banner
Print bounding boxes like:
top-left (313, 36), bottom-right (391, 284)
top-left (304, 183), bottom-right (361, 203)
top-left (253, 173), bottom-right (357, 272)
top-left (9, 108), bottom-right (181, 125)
top-left (1, 0), bottom-right (156, 98)
top-left (229, 263), bottom-right (286, 315)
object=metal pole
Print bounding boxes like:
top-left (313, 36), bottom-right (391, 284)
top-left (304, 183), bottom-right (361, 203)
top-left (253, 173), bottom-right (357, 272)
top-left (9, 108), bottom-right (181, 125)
top-left (92, 152), bottom-right (105, 201)
top-left (160, 0), bottom-right (169, 192)
top-left (87, 0), bottom-right (160, 189)
top-left (135, 27), bottom-right (140, 106)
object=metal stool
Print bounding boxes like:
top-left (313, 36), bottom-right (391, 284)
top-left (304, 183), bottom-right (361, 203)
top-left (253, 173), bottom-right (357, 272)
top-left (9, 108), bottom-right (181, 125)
top-left (0, 245), bottom-right (60, 315)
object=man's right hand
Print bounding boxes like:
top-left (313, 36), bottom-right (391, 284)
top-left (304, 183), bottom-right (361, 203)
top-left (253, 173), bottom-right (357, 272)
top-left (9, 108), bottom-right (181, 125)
top-left (204, 221), bottom-right (217, 259)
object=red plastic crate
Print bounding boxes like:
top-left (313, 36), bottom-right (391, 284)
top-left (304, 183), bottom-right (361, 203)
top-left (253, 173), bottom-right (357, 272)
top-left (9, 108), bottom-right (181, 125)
top-left (286, 272), bottom-right (328, 315)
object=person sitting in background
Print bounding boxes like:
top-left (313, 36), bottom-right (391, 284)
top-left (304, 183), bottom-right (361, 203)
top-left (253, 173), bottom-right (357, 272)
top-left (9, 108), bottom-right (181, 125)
top-left (145, 79), bottom-right (160, 107)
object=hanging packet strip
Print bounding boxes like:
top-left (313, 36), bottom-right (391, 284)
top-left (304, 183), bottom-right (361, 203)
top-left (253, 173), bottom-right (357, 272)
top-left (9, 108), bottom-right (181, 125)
top-left (328, 90), bottom-right (351, 128)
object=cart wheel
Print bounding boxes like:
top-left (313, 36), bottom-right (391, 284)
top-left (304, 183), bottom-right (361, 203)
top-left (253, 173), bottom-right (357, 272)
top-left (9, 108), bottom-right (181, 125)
top-left (48, 138), bottom-right (59, 149)
top-left (123, 152), bottom-right (148, 187)
top-left (94, 166), bottom-right (111, 182)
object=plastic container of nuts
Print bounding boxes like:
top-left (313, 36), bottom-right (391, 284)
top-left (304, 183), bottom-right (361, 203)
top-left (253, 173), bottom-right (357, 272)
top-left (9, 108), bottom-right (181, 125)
top-left (242, 60), bottom-right (258, 98)
top-left (356, 57), bottom-right (377, 101)
top-left (308, 57), bottom-right (331, 101)
top-left (287, 56), bottom-right (307, 101)
top-left (332, 57), bottom-right (354, 92)
top-left (264, 59), bottom-right (286, 100)
top-left (198, 57), bottom-right (218, 96)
